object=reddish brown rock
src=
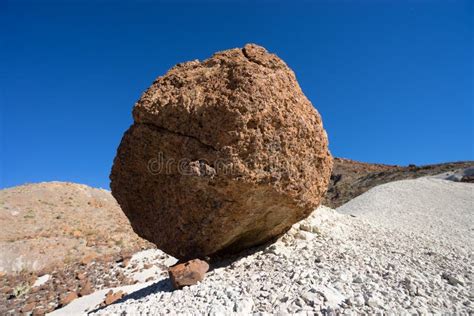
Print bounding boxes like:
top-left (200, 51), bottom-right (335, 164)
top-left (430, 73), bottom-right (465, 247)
top-left (26, 295), bottom-right (36, 303)
top-left (121, 257), bottom-right (131, 268)
top-left (168, 259), bottom-right (209, 289)
top-left (117, 253), bottom-right (132, 268)
top-left (110, 43), bottom-right (333, 260)
top-left (59, 292), bottom-right (78, 306)
top-left (102, 290), bottom-right (126, 306)
top-left (75, 272), bottom-right (86, 280)
top-left (80, 253), bottom-right (96, 266)
top-left (32, 307), bottom-right (47, 316)
top-left (1, 285), bottom-right (12, 295)
top-left (78, 280), bottom-right (93, 297)
top-left (21, 302), bottom-right (35, 313)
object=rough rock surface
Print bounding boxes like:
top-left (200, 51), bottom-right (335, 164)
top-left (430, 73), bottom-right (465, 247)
top-left (110, 44), bottom-right (332, 259)
top-left (169, 259), bottom-right (209, 289)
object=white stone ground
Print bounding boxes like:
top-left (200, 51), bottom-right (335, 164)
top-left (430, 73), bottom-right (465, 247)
top-left (338, 177), bottom-right (473, 249)
top-left (53, 176), bottom-right (473, 315)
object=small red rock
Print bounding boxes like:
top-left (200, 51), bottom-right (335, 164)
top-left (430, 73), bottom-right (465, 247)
top-left (32, 307), bottom-right (46, 316)
top-left (102, 290), bottom-right (126, 306)
top-left (116, 254), bottom-right (132, 267)
top-left (168, 259), bottom-right (209, 290)
top-left (76, 272), bottom-right (86, 280)
top-left (60, 292), bottom-right (78, 306)
top-left (1, 286), bottom-right (12, 294)
top-left (26, 295), bottom-right (36, 303)
top-left (21, 302), bottom-right (35, 313)
top-left (79, 280), bottom-right (93, 297)
top-left (121, 257), bottom-right (131, 267)
top-left (80, 254), bottom-right (96, 266)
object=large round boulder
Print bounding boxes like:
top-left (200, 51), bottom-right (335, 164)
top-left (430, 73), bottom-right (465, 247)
top-left (110, 44), bottom-right (333, 260)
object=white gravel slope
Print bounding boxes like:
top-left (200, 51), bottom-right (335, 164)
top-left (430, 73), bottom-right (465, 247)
top-left (337, 177), bottom-right (473, 249)
top-left (92, 181), bottom-right (473, 316)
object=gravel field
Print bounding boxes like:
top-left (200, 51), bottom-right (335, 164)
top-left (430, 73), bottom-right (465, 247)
top-left (338, 177), bottom-right (473, 249)
top-left (50, 176), bottom-right (473, 315)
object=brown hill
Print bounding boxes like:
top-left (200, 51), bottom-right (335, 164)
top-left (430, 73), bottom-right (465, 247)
top-left (0, 182), bottom-right (155, 314)
top-left (0, 181), bottom-right (151, 274)
top-left (324, 158), bottom-right (474, 208)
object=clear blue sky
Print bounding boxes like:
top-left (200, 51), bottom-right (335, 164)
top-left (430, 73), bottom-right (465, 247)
top-left (1, 1), bottom-right (473, 189)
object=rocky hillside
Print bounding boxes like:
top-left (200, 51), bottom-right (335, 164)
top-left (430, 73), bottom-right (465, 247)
top-left (0, 182), bottom-right (152, 314)
top-left (324, 158), bottom-right (474, 208)
top-left (0, 182), bottom-right (151, 274)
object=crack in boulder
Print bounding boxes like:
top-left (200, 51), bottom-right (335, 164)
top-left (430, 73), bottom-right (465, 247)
top-left (139, 123), bottom-right (218, 152)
